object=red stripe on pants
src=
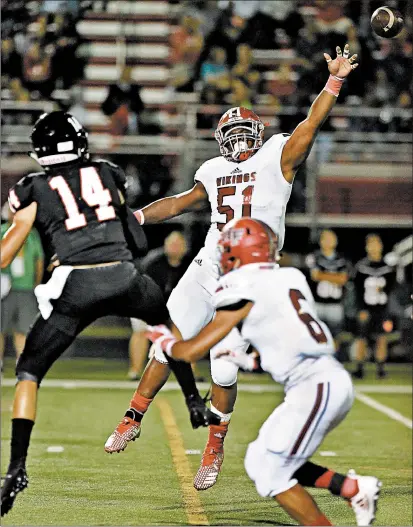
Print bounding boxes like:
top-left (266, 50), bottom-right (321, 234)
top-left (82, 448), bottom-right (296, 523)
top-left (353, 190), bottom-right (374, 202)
top-left (289, 383), bottom-right (324, 456)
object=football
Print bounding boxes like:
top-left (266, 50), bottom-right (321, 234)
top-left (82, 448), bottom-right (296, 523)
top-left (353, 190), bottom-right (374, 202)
top-left (371, 5), bottom-right (404, 38)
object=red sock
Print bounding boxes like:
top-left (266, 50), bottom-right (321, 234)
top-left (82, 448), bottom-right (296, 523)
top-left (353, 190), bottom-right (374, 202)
top-left (340, 477), bottom-right (359, 499)
top-left (207, 422), bottom-right (229, 451)
top-left (129, 392), bottom-right (153, 421)
top-left (315, 470), bottom-right (359, 499)
top-left (315, 470), bottom-right (334, 489)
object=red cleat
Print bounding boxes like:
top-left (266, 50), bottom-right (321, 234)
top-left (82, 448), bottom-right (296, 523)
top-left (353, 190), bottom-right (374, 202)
top-left (104, 417), bottom-right (141, 453)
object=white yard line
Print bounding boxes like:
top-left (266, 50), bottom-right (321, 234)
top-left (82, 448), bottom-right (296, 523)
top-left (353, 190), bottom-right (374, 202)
top-left (355, 392), bottom-right (413, 429)
top-left (1, 378), bottom-right (412, 394)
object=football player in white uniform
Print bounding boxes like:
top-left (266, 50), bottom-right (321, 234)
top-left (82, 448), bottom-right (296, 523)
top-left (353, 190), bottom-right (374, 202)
top-left (146, 218), bottom-right (382, 527)
top-left (105, 44), bottom-right (359, 488)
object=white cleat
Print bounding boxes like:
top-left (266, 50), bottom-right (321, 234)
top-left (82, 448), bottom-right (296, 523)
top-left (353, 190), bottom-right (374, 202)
top-left (348, 469), bottom-right (382, 526)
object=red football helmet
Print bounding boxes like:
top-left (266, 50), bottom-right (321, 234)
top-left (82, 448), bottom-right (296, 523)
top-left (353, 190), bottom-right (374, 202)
top-left (218, 218), bottom-right (278, 275)
top-left (215, 107), bottom-right (265, 162)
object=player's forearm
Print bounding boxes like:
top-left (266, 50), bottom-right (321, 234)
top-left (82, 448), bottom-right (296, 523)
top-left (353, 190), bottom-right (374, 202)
top-left (305, 89), bottom-right (337, 132)
top-left (1, 225), bottom-right (28, 268)
top-left (137, 197), bottom-right (181, 224)
top-left (170, 322), bottom-right (235, 363)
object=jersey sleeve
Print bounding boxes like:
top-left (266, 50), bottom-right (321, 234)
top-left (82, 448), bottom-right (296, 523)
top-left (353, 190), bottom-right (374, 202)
top-left (213, 275), bottom-right (254, 310)
top-left (193, 158), bottom-right (217, 193)
top-left (96, 159), bottom-right (127, 193)
top-left (8, 175), bottom-right (37, 213)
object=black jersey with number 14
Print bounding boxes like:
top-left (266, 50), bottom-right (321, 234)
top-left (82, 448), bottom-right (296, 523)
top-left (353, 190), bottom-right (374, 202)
top-left (8, 159), bottom-right (134, 265)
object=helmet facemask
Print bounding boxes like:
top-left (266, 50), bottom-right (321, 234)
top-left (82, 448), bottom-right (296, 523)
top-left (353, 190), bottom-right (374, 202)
top-left (215, 120), bottom-right (264, 163)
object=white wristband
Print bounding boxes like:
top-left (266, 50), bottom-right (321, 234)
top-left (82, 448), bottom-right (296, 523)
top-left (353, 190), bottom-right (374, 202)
top-left (135, 209), bottom-right (145, 225)
top-left (158, 335), bottom-right (177, 357)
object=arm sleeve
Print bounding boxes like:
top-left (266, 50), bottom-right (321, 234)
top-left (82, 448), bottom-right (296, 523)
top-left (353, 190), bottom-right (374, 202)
top-left (96, 159), bottom-right (128, 194)
top-left (120, 205), bottom-right (148, 258)
top-left (193, 159), bottom-right (213, 190)
top-left (8, 175), bottom-right (36, 213)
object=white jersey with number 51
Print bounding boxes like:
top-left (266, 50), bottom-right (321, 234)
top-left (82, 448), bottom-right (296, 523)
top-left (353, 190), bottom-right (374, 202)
top-left (195, 133), bottom-right (292, 261)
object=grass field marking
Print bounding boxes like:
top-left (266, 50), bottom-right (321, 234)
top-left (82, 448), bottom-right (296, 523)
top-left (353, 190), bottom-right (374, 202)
top-left (2, 378), bottom-right (411, 394)
top-left (156, 397), bottom-right (209, 526)
top-left (355, 392), bottom-right (413, 429)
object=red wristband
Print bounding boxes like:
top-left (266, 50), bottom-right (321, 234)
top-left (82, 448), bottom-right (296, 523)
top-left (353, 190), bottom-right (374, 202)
top-left (324, 74), bottom-right (344, 97)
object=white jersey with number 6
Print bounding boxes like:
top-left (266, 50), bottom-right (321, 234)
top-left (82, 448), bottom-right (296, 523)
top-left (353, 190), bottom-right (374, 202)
top-left (213, 263), bottom-right (337, 390)
top-left (195, 133), bottom-right (292, 261)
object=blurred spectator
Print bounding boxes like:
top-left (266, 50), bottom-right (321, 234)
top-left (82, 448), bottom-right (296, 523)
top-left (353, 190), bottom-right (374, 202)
top-left (231, 44), bottom-right (261, 95)
top-left (305, 229), bottom-right (350, 349)
top-left (22, 41), bottom-right (55, 98)
top-left (0, 203), bottom-right (44, 367)
top-left (227, 77), bottom-right (252, 108)
top-left (128, 231), bottom-right (191, 380)
top-left (395, 91), bottom-right (412, 133)
top-left (1, 38), bottom-right (23, 84)
top-left (351, 234), bottom-right (397, 379)
top-left (9, 77), bottom-right (31, 102)
top-left (48, 13), bottom-right (84, 89)
top-left (41, 0), bottom-right (80, 16)
top-left (101, 66), bottom-right (144, 135)
top-left (200, 46), bottom-right (230, 87)
top-left (68, 86), bottom-right (88, 126)
top-left (170, 14), bottom-right (204, 91)
top-left (267, 63), bottom-right (297, 103)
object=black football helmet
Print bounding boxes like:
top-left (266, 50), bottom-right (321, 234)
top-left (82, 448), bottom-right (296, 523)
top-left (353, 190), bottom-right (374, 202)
top-left (30, 111), bottom-right (89, 168)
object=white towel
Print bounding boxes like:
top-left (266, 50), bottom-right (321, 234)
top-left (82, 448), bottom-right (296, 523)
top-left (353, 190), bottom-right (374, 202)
top-left (34, 266), bottom-right (74, 319)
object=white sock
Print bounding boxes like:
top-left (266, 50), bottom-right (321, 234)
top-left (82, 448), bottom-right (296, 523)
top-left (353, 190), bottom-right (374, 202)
top-left (210, 403), bottom-right (232, 423)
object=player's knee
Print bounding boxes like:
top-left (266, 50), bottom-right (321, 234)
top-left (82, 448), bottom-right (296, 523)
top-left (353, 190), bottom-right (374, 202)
top-left (245, 444), bottom-right (297, 497)
top-left (211, 358), bottom-right (238, 386)
top-left (16, 369), bottom-right (39, 384)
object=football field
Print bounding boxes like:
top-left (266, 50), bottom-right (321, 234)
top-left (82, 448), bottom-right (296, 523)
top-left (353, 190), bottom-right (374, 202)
top-left (1, 359), bottom-right (412, 526)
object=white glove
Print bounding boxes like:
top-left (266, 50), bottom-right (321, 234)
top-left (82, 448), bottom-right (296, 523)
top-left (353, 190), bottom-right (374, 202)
top-left (214, 349), bottom-right (259, 371)
top-left (146, 325), bottom-right (177, 356)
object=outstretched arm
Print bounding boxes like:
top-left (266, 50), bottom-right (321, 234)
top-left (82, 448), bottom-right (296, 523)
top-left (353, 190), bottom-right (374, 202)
top-left (1, 203), bottom-right (37, 268)
top-left (147, 302), bottom-right (253, 363)
top-left (281, 44), bottom-right (358, 183)
top-left (134, 182), bottom-right (209, 225)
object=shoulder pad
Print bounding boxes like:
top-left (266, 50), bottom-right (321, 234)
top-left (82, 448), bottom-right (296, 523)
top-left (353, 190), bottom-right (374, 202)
top-left (8, 173), bottom-right (44, 212)
top-left (93, 158), bottom-right (121, 170)
top-left (214, 273), bottom-right (254, 310)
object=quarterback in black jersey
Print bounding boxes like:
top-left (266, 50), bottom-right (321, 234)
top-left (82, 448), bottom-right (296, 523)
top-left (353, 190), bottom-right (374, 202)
top-left (0, 112), bottom-right (216, 516)
top-left (352, 234), bottom-right (397, 379)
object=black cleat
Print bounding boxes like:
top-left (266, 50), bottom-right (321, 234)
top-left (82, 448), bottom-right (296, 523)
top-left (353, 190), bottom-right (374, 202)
top-left (1, 465), bottom-right (28, 516)
top-left (186, 394), bottom-right (220, 429)
top-left (352, 369), bottom-right (365, 379)
top-left (377, 368), bottom-right (388, 379)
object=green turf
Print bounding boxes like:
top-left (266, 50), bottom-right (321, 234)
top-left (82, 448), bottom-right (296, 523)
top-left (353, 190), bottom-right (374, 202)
top-left (1, 362), bottom-right (412, 526)
top-left (364, 393), bottom-right (412, 419)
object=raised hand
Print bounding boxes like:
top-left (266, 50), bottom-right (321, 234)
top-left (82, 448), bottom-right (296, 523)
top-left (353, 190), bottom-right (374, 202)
top-left (324, 43), bottom-right (358, 79)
